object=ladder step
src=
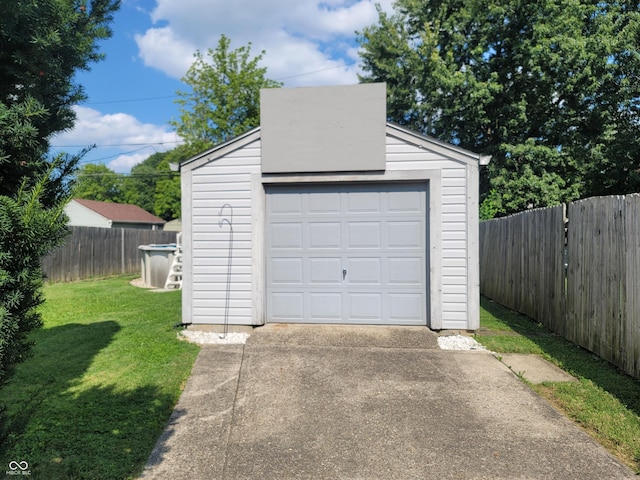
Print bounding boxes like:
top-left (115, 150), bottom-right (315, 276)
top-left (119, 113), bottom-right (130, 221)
top-left (164, 233), bottom-right (184, 290)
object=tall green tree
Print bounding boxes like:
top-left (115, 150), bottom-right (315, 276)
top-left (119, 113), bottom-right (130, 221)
top-left (152, 144), bottom-right (197, 221)
top-left (74, 163), bottom-right (124, 202)
top-left (121, 151), bottom-right (168, 213)
top-left (358, 0), bottom-right (640, 217)
top-left (113, 147), bottom-right (187, 221)
top-left (172, 34), bottom-right (282, 153)
top-left (1, 0), bottom-right (120, 202)
top-left (0, 0), bottom-right (119, 405)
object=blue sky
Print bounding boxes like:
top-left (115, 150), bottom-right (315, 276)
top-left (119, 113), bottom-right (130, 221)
top-left (51, 0), bottom-right (394, 173)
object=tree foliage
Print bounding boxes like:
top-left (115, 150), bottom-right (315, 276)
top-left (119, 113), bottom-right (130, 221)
top-left (0, 180), bottom-right (69, 389)
top-left (172, 34), bottom-right (282, 153)
top-left (73, 146), bottom-right (191, 221)
top-left (1, 0), bottom-right (120, 202)
top-left (123, 151), bottom-right (168, 214)
top-left (0, 0), bottom-right (119, 400)
top-left (358, 0), bottom-right (640, 217)
top-left (74, 163), bottom-right (124, 202)
top-left (152, 144), bottom-right (199, 221)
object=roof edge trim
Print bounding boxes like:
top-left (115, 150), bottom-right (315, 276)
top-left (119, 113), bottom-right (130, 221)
top-left (179, 127), bottom-right (261, 171)
top-left (386, 122), bottom-right (483, 166)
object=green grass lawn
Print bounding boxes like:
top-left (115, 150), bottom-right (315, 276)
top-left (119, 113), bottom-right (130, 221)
top-left (4, 281), bottom-right (638, 477)
top-left (0, 276), bottom-right (200, 480)
top-left (477, 296), bottom-right (640, 473)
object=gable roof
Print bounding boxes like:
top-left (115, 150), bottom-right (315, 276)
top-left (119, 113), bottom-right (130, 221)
top-left (386, 123), bottom-right (491, 166)
top-left (180, 127), bottom-right (261, 171)
top-left (179, 123), bottom-right (490, 172)
top-left (72, 199), bottom-right (165, 225)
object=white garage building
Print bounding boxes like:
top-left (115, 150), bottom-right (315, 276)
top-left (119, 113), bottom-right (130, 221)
top-left (179, 84), bottom-right (489, 331)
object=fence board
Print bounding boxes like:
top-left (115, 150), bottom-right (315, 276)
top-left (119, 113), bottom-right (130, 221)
top-left (42, 226), bottom-right (177, 283)
top-left (624, 195), bottom-right (640, 377)
top-left (481, 195), bottom-right (640, 379)
top-left (479, 205), bottom-right (565, 328)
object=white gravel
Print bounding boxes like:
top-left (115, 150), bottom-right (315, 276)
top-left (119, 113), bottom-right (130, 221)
top-left (179, 330), bottom-right (484, 349)
top-left (179, 330), bottom-right (250, 344)
top-left (437, 335), bottom-right (487, 351)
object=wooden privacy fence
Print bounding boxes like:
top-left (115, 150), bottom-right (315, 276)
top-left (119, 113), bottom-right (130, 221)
top-left (42, 226), bottom-right (178, 283)
top-left (480, 194), bottom-right (640, 379)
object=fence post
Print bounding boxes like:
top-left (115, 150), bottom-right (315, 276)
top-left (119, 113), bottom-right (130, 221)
top-left (121, 228), bottom-right (125, 275)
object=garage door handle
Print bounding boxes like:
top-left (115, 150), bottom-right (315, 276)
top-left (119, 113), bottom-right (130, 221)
top-left (342, 268), bottom-right (347, 279)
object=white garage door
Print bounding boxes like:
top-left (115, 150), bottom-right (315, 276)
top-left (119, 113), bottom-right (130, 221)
top-left (266, 182), bottom-right (428, 325)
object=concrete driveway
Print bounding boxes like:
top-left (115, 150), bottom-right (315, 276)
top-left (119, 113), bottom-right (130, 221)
top-left (140, 325), bottom-right (635, 479)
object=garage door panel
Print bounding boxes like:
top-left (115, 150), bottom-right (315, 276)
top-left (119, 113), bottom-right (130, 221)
top-left (270, 258), bottom-right (303, 284)
top-left (347, 191), bottom-right (381, 213)
top-left (309, 222), bottom-right (341, 248)
top-left (347, 257), bottom-right (381, 284)
top-left (309, 257), bottom-right (342, 284)
top-left (347, 222), bottom-right (381, 248)
top-left (270, 193), bottom-right (302, 215)
top-left (308, 192), bottom-right (340, 214)
top-left (388, 189), bottom-right (423, 213)
top-left (266, 182), bottom-right (428, 325)
top-left (309, 293), bottom-right (342, 320)
top-left (388, 257), bottom-right (423, 285)
top-left (270, 223), bottom-right (303, 249)
top-left (270, 293), bottom-right (304, 320)
top-left (388, 294), bottom-right (425, 323)
top-left (388, 222), bottom-right (423, 248)
top-left (347, 294), bottom-right (382, 320)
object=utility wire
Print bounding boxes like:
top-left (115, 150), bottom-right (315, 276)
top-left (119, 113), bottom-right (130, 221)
top-left (85, 95), bottom-right (177, 105)
top-left (52, 140), bottom-right (183, 148)
top-left (76, 172), bottom-right (179, 177)
top-left (79, 61), bottom-right (360, 106)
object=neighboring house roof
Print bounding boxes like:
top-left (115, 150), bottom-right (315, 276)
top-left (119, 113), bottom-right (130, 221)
top-left (72, 199), bottom-right (165, 225)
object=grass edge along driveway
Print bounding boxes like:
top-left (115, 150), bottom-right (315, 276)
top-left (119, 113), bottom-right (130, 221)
top-left (1, 278), bottom-right (638, 478)
top-left (0, 276), bottom-right (200, 480)
top-left (477, 296), bottom-right (640, 474)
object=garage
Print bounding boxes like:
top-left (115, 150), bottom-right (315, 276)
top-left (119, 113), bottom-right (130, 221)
top-left (178, 83), bottom-right (489, 331)
top-left (266, 182), bottom-right (428, 325)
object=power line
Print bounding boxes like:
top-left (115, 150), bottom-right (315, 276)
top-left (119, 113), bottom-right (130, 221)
top-left (85, 94), bottom-right (178, 106)
top-left (78, 145), bottom-right (154, 164)
top-left (52, 140), bottom-right (184, 148)
top-left (79, 61), bottom-right (361, 106)
top-left (76, 172), bottom-right (179, 178)
top-left (275, 60), bottom-right (359, 81)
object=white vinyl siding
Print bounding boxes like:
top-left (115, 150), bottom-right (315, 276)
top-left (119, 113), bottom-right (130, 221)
top-left (182, 125), bottom-right (481, 330)
top-left (386, 134), bottom-right (471, 329)
top-left (185, 139), bottom-right (261, 325)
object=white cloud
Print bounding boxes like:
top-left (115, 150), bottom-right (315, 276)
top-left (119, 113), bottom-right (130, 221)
top-left (55, 106), bottom-right (180, 146)
top-left (107, 152), bottom-right (153, 172)
top-left (134, 27), bottom-right (195, 79)
top-left (52, 106), bottom-right (182, 173)
top-left (135, 0), bottom-right (395, 86)
top-left (57, 1), bottom-right (399, 174)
